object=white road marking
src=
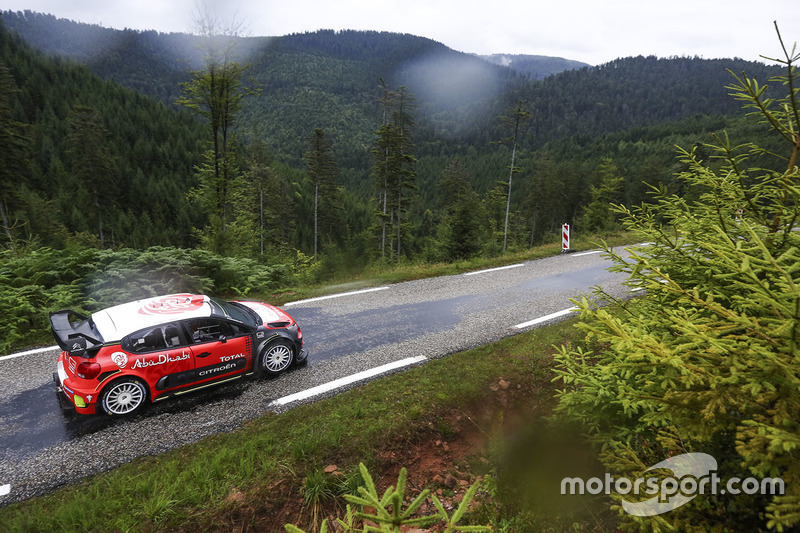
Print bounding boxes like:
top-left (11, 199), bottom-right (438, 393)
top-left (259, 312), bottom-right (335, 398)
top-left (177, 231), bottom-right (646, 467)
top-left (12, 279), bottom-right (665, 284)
top-left (572, 250), bottom-right (603, 257)
top-left (270, 355), bottom-right (427, 407)
top-left (0, 345), bottom-right (58, 362)
top-left (0, 484), bottom-right (10, 497)
top-left (284, 286), bottom-right (390, 306)
top-left (513, 308), bottom-right (580, 329)
top-left (464, 263), bottom-right (524, 276)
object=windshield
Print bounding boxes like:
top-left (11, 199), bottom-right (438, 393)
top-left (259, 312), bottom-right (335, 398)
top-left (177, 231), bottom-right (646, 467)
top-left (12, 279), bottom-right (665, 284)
top-left (211, 298), bottom-right (260, 326)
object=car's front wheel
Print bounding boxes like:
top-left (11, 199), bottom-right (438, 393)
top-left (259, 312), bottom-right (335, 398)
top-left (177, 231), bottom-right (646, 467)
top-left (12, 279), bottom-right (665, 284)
top-left (100, 378), bottom-right (147, 415)
top-left (258, 339), bottom-right (295, 376)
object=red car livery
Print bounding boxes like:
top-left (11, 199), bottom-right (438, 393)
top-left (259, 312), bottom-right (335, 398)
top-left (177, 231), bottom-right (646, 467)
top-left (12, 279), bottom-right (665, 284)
top-left (49, 294), bottom-right (307, 415)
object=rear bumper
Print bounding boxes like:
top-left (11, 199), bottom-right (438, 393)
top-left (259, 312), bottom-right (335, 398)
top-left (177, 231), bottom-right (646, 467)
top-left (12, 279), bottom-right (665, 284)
top-left (53, 362), bottom-right (97, 415)
top-left (53, 371), bottom-right (75, 411)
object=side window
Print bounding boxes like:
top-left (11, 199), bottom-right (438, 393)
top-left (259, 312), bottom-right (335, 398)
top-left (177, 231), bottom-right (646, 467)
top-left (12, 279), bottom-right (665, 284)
top-left (124, 323), bottom-right (185, 353)
top-left (163, 324), bottom-right (183, 348)
top-left (185, 318), bottom-right (233, 344)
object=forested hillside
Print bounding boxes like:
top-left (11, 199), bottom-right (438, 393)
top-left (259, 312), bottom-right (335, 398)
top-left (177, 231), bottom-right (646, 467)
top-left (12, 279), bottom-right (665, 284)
top-left (0, 9), bottom-right (789, 337)
top-left (0, 20), bottom-right (206, 249)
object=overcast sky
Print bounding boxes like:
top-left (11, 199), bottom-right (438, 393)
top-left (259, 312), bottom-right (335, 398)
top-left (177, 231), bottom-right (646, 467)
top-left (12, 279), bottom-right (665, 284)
top-left (2, 0), bottom-right (799, 65)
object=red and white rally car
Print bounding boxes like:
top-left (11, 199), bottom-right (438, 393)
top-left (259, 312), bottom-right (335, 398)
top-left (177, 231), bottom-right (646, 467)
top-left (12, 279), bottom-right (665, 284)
top-left (49, 293), bottom-right (307, 415)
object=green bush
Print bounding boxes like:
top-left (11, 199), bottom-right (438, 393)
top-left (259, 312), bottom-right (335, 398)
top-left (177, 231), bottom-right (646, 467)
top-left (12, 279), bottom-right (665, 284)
top-left (554, 35), bottom-right (800, 531)
top-left (0, 245), bottom-right (294, 351)
top-left (286, 463), bottom-right (491, 533)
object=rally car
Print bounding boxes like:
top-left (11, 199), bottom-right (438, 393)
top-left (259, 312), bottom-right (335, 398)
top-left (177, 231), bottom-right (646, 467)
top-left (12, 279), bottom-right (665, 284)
top-left (49, 293), bottom-right (307, 416)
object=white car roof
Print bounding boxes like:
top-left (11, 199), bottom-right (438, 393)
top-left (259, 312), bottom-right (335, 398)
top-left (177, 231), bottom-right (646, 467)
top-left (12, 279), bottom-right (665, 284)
top-left (92, 294), bottom-right (215, 342)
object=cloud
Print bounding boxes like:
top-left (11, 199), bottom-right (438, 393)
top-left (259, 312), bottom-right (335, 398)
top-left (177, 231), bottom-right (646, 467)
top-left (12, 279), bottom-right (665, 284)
top-left (3, 0), bottom-right (800, 65)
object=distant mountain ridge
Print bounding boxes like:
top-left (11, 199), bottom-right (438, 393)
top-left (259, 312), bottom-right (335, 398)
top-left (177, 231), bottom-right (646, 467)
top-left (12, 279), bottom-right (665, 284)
top-left (0, 9), bottom-right (788, 255)
top-left (478, 53), bottom-right (590, 79)
top-left (0, 9), bottom-right (783, 192)
top-left (0, 11), bottom-right (585, 104)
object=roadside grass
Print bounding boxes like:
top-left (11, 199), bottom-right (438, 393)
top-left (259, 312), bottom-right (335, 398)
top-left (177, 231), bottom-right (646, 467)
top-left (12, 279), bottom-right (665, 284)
top-left (268, 230), bottom-right (639, 305)
top-left (1, 230), bottom-right (637, 352)
top-left (0, 315), bottom-right (608, 532)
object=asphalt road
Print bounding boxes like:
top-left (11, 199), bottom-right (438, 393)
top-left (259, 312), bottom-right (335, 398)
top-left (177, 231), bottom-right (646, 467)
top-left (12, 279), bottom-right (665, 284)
top-left (0, 246), bottom-right (637, 505)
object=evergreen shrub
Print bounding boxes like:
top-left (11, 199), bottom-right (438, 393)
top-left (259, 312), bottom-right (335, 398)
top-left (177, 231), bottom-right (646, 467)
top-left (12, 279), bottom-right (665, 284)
top-left (554, 33), bottom-right (800, 531)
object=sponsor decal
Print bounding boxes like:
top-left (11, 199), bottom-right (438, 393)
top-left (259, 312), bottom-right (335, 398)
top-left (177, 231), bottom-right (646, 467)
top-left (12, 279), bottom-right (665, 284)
top-left (220, 353), bottom-right (245, 363)
top-left (132, 351), bottom-right (191, 369)
top-left (139, 294), bottom-right (204, 316)
top-left (199, 361), bottom-right (241, 377)
top-left (110, 351), bottom-right (128, 369)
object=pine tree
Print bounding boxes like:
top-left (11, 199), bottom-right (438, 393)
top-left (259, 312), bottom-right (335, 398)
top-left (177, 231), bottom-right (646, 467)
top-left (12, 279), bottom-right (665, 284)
top-left (437, 157), bottom-right (486, 260)
top-left (0, 61), bottom-right (32, 248)
top-left (577, 158), bottom-right (624, 233)
top-left (176, 12), bottom-right (258, 253)
top-left (371, 83), bottom-right (417, 260)
top-left (497, 100), bottom-right (530, 253)
top-left (554, 27), bottom-right (800, 531)
top-left (66, 105), bottom-right (117, 247)
top-left (305, 128), bottom-right (339, 261)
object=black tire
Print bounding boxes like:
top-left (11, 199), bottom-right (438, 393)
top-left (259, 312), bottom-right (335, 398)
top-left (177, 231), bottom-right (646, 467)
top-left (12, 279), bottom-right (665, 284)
top-left (100, 378), bottom-right (147, 416)
top-left (258, 339), bottom-right (295, 376)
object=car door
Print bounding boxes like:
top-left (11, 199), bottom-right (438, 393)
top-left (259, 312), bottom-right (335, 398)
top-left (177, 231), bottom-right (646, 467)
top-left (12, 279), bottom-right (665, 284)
top-left (123, 323), bottom-right (193, 395)
top-left (183, 317), bottom-right (252, 384)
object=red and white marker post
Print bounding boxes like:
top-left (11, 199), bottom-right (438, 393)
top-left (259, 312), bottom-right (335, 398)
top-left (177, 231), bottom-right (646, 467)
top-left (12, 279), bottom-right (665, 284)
top-left (562, 223), bottom-right (570, 252)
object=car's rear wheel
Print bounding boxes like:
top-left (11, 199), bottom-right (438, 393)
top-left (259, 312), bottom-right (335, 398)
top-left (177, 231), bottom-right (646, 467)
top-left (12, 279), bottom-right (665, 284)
top-left (259, 339), bottom-right (294, 376)
top-left (101, 378), bottom-right (147, 415)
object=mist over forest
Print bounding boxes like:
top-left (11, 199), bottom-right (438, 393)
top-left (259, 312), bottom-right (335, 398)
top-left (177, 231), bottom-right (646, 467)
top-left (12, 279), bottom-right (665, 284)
top-left (0, 9), bottom-right (786, 348)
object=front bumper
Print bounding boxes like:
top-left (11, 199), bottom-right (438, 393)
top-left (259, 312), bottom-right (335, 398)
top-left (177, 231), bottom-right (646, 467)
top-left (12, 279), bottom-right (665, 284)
top-left (296, 346), bottom-right (309, 364)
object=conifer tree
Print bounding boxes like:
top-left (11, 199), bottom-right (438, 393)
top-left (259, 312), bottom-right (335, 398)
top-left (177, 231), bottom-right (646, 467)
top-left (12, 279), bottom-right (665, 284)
top-left (437, 157), bottom-right (486, 260)
top-left (305, 128), bottom-right (339, 261)
top-left (66, 105), bottom-right (117, 247)
top-left (0, 62), bottom-right (31, 248)
top-left (497, 100), bottom-right (530, 253)
top-left (577, 158), bottom-right (624, 233)
top-left (371, 83), bottom-right (417, 260)
top-left (554, 28), bottom-right (800, 530)
top-left (177, 10), bottom-right (258, 254)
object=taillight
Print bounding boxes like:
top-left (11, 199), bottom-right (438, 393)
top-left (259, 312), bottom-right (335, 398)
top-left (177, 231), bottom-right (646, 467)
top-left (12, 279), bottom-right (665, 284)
top-left (76, 362), bottom-right (102, 380)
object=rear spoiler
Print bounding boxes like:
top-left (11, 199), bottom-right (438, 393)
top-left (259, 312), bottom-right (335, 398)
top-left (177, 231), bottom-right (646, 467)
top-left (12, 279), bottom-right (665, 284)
top-left (49, 310), bottom-right (103, 357)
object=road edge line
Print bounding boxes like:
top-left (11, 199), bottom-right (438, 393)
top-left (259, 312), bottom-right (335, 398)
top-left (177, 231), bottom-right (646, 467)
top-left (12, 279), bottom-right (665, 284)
top-left (513, 308), bottom-right (580, 329)
top-left (464, 263), bottom-right (524, 276)
top-left (0, 346), bottom-right (58, 362)
top-left (270, 355), bottom-right (427, 407)
top-left (284, 286), bottom-right (390, 306)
